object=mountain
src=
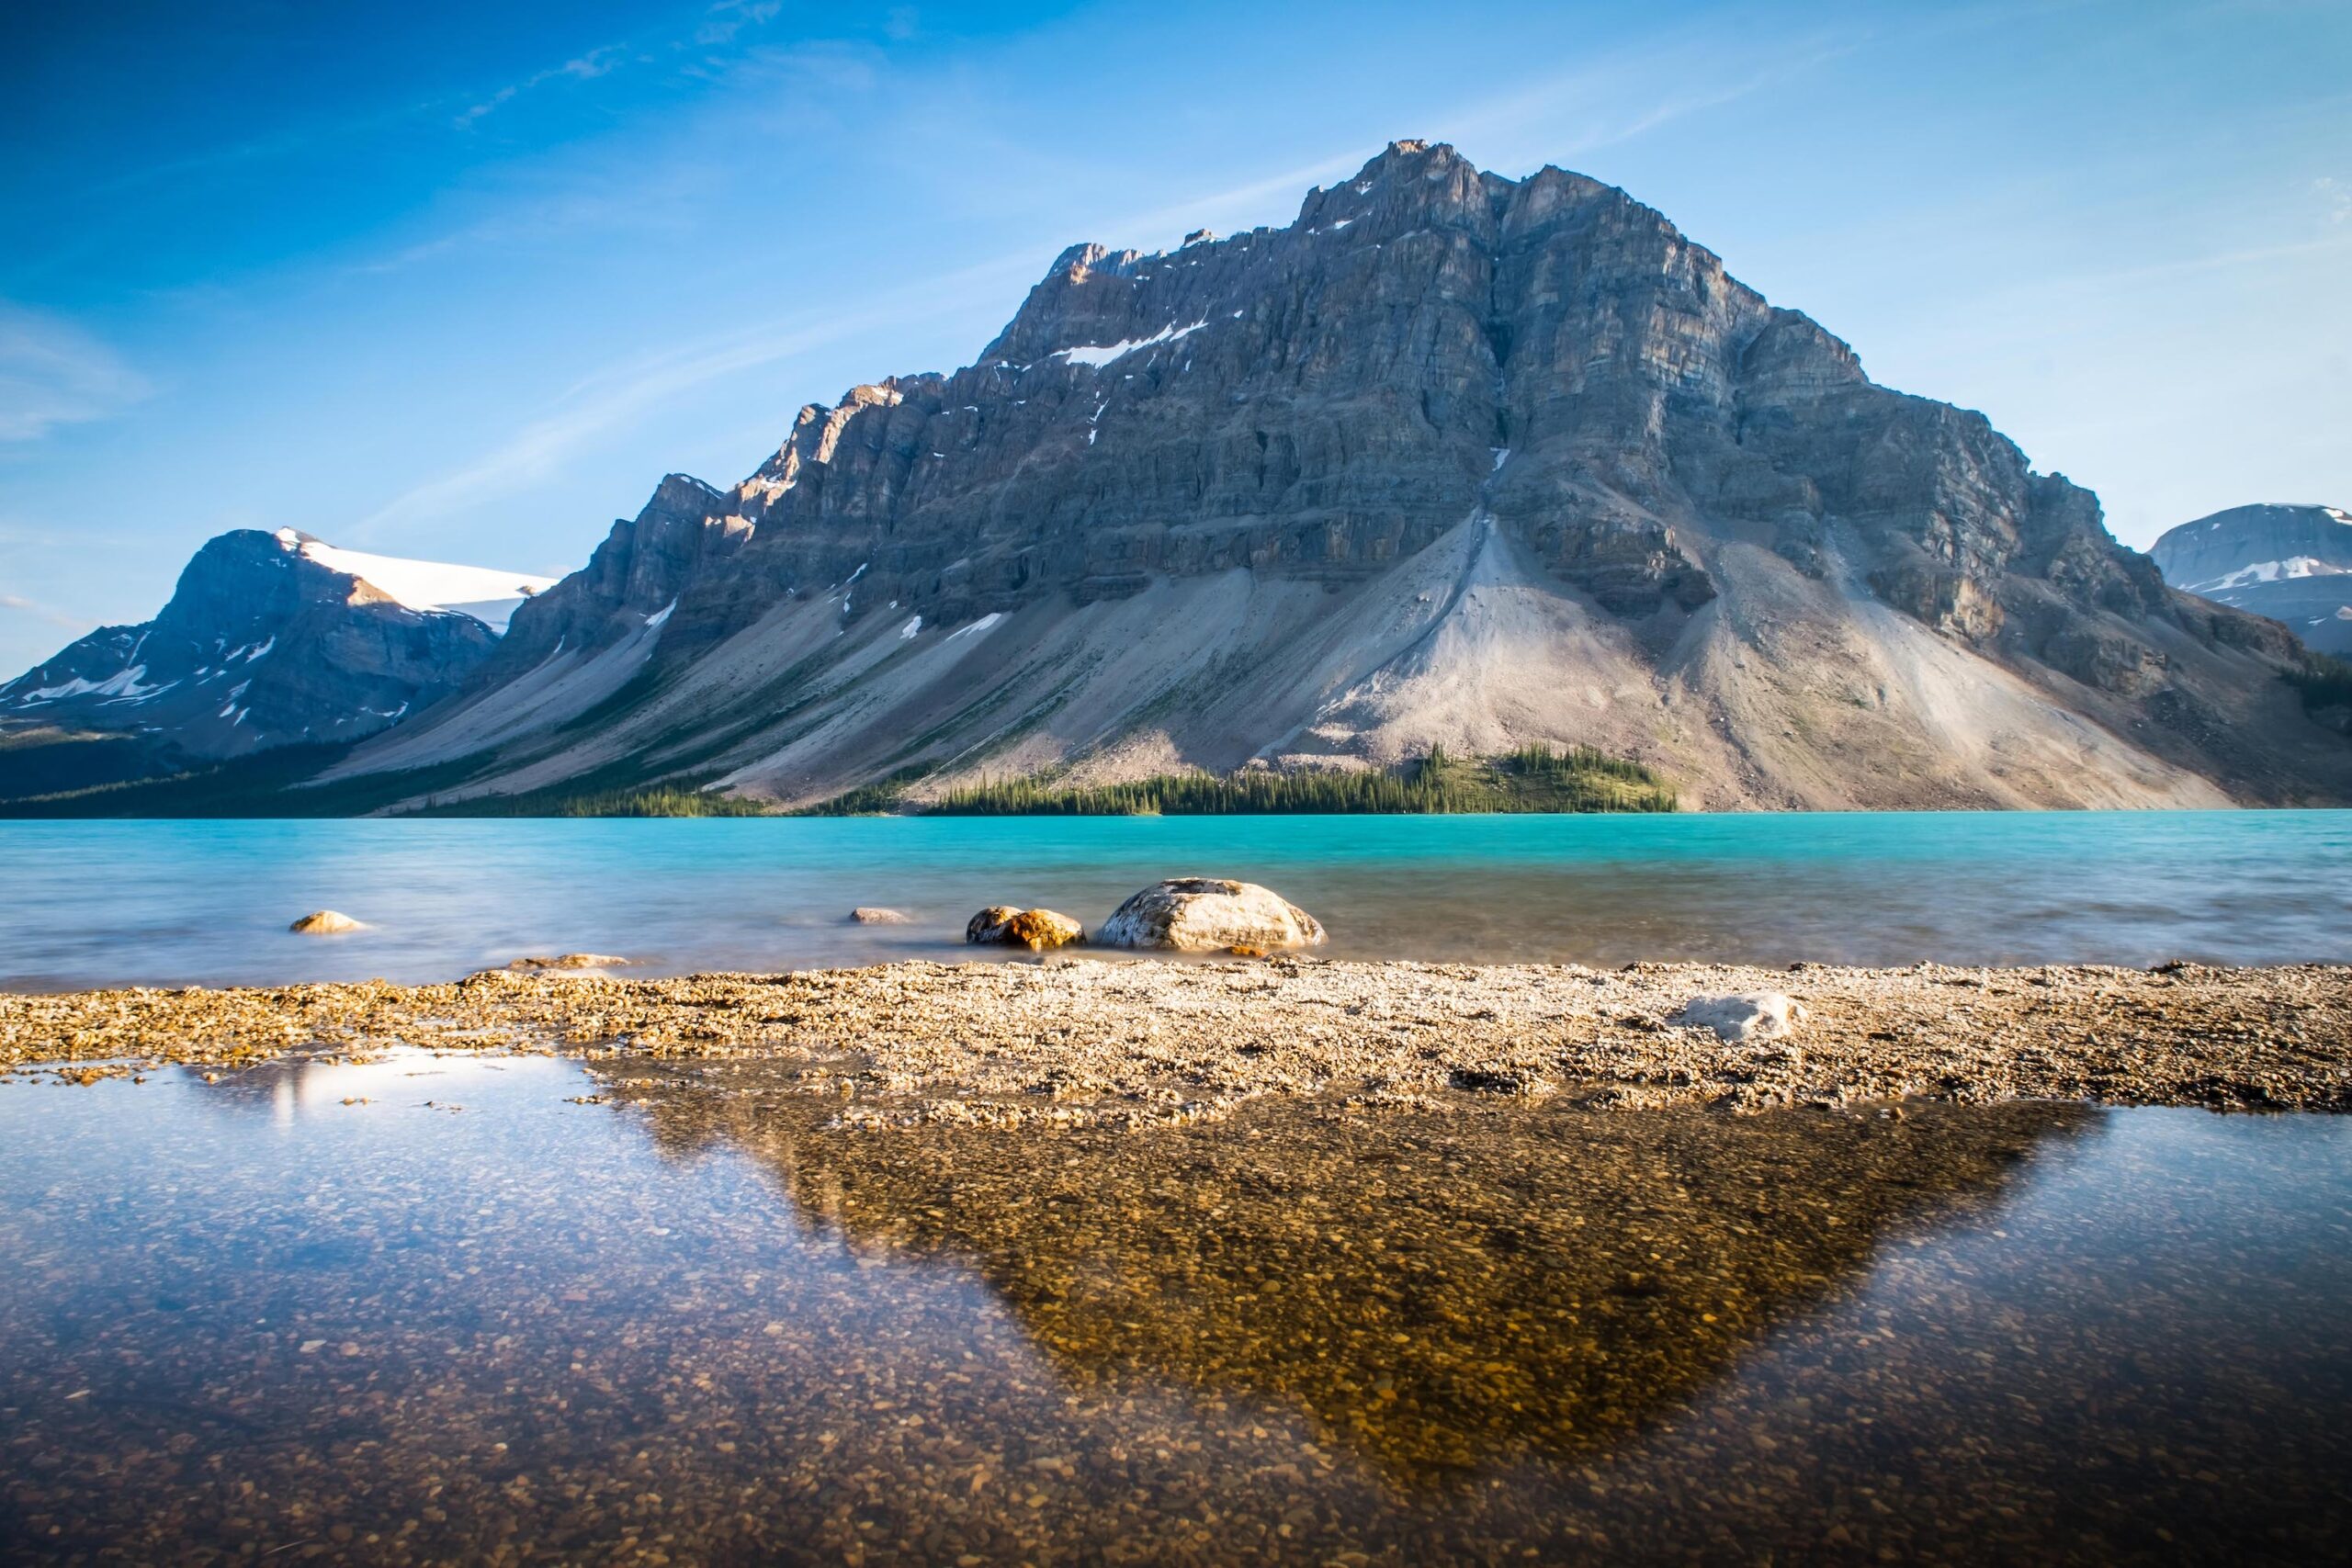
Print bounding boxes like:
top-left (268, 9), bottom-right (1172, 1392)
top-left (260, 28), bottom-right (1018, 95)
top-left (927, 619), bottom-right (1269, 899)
top-left (38, 141), bottom-right (2352, 813)
top-left (2149, 504), bottom-right (2352, 657)
top-left (0, 528), bottom-right (554, 784)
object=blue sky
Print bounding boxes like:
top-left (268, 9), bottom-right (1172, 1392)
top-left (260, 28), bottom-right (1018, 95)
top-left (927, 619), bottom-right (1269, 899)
top-left (2, 0), bottom-right (2346, 675)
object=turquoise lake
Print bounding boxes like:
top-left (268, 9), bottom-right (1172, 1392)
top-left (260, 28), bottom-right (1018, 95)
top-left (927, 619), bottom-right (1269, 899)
top-left (2, 810), bottom-right (2346, 987)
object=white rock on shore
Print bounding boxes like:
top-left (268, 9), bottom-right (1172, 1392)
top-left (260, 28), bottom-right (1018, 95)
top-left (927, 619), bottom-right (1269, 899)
top-left (1677, 993), bottom-right (1805, 1043)
top-left (1096, 878), bottom-right (1325, 952)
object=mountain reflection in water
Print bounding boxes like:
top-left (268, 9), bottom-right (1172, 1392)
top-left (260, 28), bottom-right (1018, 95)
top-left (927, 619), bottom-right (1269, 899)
top-left (639, 1081), bottom-right (2086, 1483)
top-left (6, 1053), bottom-right (2351, 1564)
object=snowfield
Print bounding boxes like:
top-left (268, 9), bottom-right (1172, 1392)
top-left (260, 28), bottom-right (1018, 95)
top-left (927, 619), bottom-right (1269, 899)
top-left (278, 529), bottom-right (558, 634)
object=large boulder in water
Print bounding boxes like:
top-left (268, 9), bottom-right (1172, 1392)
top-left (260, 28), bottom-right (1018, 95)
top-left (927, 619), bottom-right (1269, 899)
top-left (1097, 878), bottom-right (1325, 952)
top-left (288, 910), bottom-right (364, 935)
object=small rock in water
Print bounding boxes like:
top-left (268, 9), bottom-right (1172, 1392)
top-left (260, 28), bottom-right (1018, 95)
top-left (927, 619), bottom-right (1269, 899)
top-left (849, 907), bottom-right (912, 924)
top-left (505, 953), bottom-right (630, 970)
top-left (1096, 877), bottom-right (1325, 952)
top-left (1676, 992), bottom-right (1805, 1043)
top-left (288, 910), bottom-right (364, 935)
top-left (967, 908), bottom-right (1084, 951)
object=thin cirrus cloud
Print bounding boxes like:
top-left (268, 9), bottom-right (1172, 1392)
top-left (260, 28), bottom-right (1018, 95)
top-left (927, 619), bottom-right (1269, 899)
top-left (0, 303), bottom-right (151, 443)
top-left (351, 249), bottom-right (1040, 539)
top-left (0, 592), bottom-right (94, 633)
top-left (455, 45), bottom-right (628, 129)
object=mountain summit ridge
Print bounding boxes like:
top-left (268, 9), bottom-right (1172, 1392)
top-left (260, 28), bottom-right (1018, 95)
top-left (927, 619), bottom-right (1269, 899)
top-left (25, 141), bottom-right (2352, 811)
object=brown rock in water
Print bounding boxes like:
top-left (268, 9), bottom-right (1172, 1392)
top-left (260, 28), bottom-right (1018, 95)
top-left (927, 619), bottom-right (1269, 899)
top-left (965, 906), bottom-right (1023, 943)
top-left (1003, 909), bottom-right (1084, 952)
top-left (967, 907), bottom-right (1083, 950)
top-left (506, 953), bottom-right (630, 970)
top-left (1097, 878), bottom-right (1324, 952)
top-left (288, 910), bottom-right (363, 935)
top-left (849, 907), bottom-right (912, 924)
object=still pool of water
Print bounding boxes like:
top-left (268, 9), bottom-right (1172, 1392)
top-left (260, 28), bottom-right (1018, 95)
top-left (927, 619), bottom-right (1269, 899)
top-left (4, 1055), bottom-right (2350, 1563)
top-left (4, 810), bottom-right (2349, 988)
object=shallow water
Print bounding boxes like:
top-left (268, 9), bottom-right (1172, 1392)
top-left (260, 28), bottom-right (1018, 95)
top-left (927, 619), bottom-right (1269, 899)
top-left (3, 810), bottom-right (2349, 988)
top-left (3, 1055), bottom-right (2349, 1563)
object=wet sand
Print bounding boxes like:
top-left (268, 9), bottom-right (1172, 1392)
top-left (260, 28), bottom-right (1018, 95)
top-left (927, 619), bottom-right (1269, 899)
top-left (4, 956), bottom-right (2346, 1120)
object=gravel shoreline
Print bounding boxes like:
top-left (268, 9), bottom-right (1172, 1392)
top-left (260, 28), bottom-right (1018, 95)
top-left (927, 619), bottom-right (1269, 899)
top-left (3, 955), bottom-right (2346, 1120)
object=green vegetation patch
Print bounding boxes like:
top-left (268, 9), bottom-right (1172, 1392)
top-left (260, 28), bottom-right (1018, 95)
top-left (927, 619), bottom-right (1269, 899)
top-left (789, 765), bottom-right (939, 817)
top-left (804, 744), bottom-right (1677, 816)
top-left (2286, 652), bottom-right (2352, 716)
top-left (0, 727), bottom-right (182, 801)
top-left (0, 742), bottom-right (491, 818)
top-left (402, 770), bottom-right (768, 818)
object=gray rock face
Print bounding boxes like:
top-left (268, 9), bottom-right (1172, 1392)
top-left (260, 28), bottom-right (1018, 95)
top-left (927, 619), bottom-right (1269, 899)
top-left (1096, 879), bottom-right (1326, 952)
top-left (488, 474), bottom-right (748, 675)
top-left (2150, 504), bottom-right (2352, 656)
top-left (339, 141), bottom-right (2352, 811)
top-left (0, 529), bottom-right (540, 760)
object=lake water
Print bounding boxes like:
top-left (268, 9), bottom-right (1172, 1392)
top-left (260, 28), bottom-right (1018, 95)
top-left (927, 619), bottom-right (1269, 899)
top-left (4, 1053), bottom-right (2349, 1563)
top-left (3, 810), bottom-right (2350, 988)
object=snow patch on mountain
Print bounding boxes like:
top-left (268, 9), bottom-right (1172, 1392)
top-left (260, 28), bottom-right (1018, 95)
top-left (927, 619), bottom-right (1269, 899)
top-left (2192, 556), bottom-right (2347, 592)
top-left (276, 529), bottom-right (557, 634)
top-left (1054, 319), bottom-right (1210, 368)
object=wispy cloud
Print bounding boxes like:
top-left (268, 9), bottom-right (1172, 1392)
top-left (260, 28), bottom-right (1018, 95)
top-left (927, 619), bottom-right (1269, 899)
top-left (457, 45), bottom-right (628, 129)
top-left (0, 303), bottom-right (150, 442)
top-left (1078, 24), bottom-right (1850, 255)
top-left (2321, 176), bottom-right (2352, 225)
top-left (352, 252), bottom-right (1033, 538)
top-left (1425, 23), bottom-right (1858, 175)
top-left (0, 592), bottom-right (93, 632)
top-left (697, 1), bottom-right (784, 47)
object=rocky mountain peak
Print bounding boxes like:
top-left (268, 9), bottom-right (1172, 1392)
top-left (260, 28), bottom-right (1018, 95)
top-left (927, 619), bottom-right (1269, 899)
top-left (208, 143), bottom-right (2352, 811)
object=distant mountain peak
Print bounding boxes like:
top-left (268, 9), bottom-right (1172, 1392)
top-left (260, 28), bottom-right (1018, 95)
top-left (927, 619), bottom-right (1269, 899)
top-left (2151, 502), bottom-right (2352, 656)
top-left (1, 527), bottom-right (557, 761)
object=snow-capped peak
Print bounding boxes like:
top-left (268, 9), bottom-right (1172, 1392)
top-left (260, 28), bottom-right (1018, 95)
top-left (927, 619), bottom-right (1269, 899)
top-left (275, 529), bottom-right (558, 635)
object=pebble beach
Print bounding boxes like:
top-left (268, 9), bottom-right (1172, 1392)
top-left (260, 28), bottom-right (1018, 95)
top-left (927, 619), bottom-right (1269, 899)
top-left (6, 955), bottom-right (2346, 1122)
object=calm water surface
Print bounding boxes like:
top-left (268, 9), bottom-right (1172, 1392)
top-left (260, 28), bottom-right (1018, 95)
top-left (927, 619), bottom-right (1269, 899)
top-left (3, 810), bottom-right (2348, 987)
top-left (2, 1055), bottom-right (2348, 1563)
